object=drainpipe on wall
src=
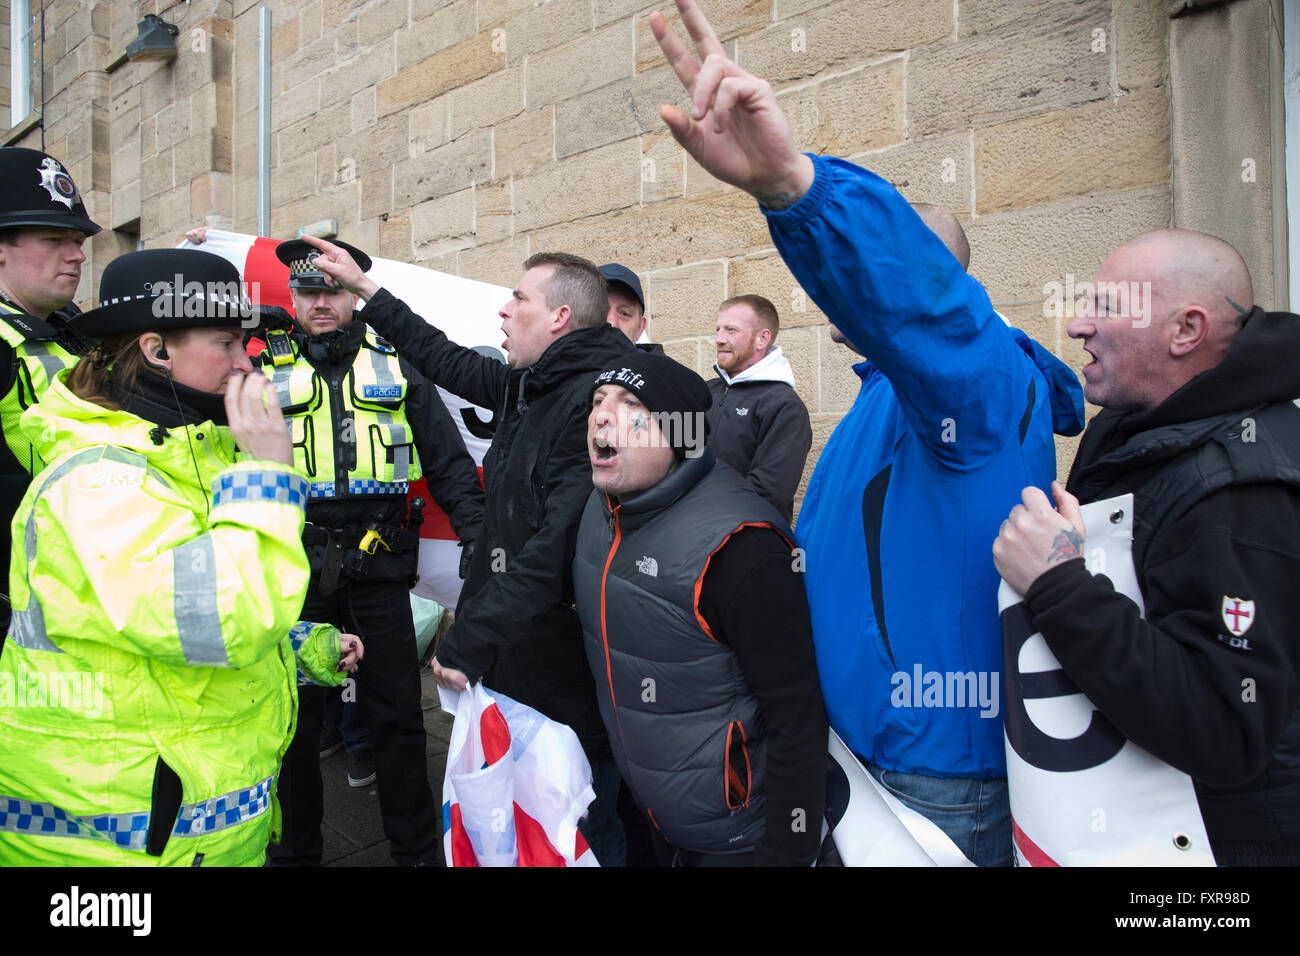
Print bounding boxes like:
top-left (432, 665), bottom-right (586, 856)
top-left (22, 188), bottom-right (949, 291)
top-left (258, 6), bottom-right (271, 237)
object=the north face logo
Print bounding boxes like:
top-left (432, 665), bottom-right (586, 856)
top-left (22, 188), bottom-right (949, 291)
top-left (635, 555), bottom-right (658, 577)
top-left (735, 407), bottom-right (749, 416)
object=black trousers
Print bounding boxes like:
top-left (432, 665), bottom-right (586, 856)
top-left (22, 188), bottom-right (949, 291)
top-left (267, 575), bottom-right (439, 866)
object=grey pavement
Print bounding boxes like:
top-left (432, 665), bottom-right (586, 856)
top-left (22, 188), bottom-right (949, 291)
top-left (322, 667), bottom-right (453, 866)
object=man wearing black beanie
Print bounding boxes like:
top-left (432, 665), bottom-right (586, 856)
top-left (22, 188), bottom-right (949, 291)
top-left (573, 350), bottom-right (827, 866)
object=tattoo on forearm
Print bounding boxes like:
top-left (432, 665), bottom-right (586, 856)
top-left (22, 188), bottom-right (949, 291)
top-left (1046, 528), bottom-right (1084, 565)
top-left (630, 413), bottom-right (650, 434)
top-left (753, 189), bottom-right (798, 211)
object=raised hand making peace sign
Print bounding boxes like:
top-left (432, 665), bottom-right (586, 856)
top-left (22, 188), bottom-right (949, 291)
top-left (651, 0), bottom-right (814, 210)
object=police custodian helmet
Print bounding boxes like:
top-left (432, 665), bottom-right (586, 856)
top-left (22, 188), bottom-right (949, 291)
top-left (0, 147), bottom-right (101, 236)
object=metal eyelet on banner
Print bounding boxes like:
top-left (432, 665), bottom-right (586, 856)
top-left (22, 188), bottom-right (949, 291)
top-left (1173, 834), bottom-right (1192, 851)
top-left (1109, 509), bottom-right (1124, 524)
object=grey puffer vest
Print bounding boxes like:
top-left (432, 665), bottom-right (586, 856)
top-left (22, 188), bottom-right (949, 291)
top-left (573, 453), bottom-right (790, 854)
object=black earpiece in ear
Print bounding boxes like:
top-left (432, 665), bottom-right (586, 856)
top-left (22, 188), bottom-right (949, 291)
top-left (156, 346), bottom-right (169, 360)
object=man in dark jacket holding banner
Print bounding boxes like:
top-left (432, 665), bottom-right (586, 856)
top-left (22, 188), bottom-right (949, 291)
top-left (994, 230), bottom-right (1300, 865)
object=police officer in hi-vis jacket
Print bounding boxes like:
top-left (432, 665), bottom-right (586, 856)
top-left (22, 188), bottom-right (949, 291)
top-left (0, 147), bottom-right (101, 635)
top-left (262, 239), bottom-right (483, 866)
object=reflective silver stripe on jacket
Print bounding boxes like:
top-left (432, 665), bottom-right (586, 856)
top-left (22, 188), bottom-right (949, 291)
top-left (368, 345), bottom-right (410, 482)
top-left (173, 533), bottom-right (227, 666)
top-left (19, 340), bottom-right (68, 384)
top-left (270, 361), bottom-right (294, 409)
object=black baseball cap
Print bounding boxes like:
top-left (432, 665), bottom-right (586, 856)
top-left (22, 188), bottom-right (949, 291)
top-left (599, 263), bottom-right (644, 311)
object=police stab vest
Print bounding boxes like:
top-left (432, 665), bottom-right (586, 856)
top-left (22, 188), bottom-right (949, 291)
top-left (261, 328), bottom-right (422, 499)
top-left (0, 300), bottom-right (81, 475)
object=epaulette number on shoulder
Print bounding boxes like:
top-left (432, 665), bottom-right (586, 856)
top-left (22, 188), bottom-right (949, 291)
top-left (0, 304), bottom-right (58, 342)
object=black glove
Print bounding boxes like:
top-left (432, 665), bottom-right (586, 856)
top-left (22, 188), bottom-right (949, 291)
top-left (458, 537), bottom-right (476, 580)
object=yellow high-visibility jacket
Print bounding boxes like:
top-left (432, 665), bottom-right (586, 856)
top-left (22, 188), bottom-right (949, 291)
top-left (0, 372), bottom-right (343, 866)
top-left (0, 299), bottom-right (81, 475)
top-left (260, 328), bottom-right (422, 498)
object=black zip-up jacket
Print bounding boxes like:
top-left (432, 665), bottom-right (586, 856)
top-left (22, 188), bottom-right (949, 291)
top-left (705, 354), bottom-right (812, 524)
top-left (1023, 307), bottom-right (1300, 865)
top-left (360, 288), bottom-right (635, 759)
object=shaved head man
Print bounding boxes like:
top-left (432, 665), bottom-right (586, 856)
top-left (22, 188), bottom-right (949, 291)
top-left (830, 203), bottom-right (971, 352)
top-left (1069, 229), bottom-right (1250, 411)
top-left (995, 229), bottom-right (1300, 865)
top-left (912, 203), bottom-right (971, 270)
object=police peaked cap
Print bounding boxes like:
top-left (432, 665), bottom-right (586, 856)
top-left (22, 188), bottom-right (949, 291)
top-left (275, 238), bottom-right (372, 289)
top-left (0, 147), bottom-right (101, 235)
top-left (72, 249), bottom-right (252, 337)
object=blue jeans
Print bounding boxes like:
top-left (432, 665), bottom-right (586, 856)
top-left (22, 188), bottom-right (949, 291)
top-left (865, 763), bottom-right (1011, 867)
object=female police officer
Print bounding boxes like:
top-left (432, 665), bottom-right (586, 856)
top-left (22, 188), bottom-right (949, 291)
top-left (0, 248), bottom-right (360, 866)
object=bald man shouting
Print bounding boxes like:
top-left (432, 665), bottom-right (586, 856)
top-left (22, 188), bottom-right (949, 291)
top-left (994, 230), bottom-right (1300, 865)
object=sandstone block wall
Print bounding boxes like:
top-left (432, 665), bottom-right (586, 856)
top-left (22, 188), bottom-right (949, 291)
top-left (6, 0), bottom-right (1282, 513)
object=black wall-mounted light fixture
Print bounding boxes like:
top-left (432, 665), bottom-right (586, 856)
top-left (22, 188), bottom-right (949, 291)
top-left (125, 14), bottom-right (180, 62)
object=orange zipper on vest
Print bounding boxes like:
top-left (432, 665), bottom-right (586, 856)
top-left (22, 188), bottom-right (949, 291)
top-left (602, 499), bottom-right (660, 828)
top-left (599, 498), bottom-right (623, 735)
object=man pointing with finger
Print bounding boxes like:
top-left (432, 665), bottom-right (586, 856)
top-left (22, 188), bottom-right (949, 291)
top-left (994, 231), bottom-right (1300, 865)
top-left (650, 0), bottom-right (1084, 865)
top-left (292, 237), bottom-right (636, 864)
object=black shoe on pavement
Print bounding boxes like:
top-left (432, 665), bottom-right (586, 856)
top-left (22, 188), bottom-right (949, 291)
top-left (319, 724), bottom-right (344, 759)
top-left (348, 749), bottom-right (377, 788)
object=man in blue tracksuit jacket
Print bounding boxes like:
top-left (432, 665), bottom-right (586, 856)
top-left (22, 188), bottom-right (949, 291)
top-left (777, 160), bottom-right (1084, 865)
top-left (652, 0), bottom-right (1084, 865)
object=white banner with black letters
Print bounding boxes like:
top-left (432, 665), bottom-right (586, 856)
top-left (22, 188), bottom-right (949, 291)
top-left (997, 493), bottom-right (1215, 866)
